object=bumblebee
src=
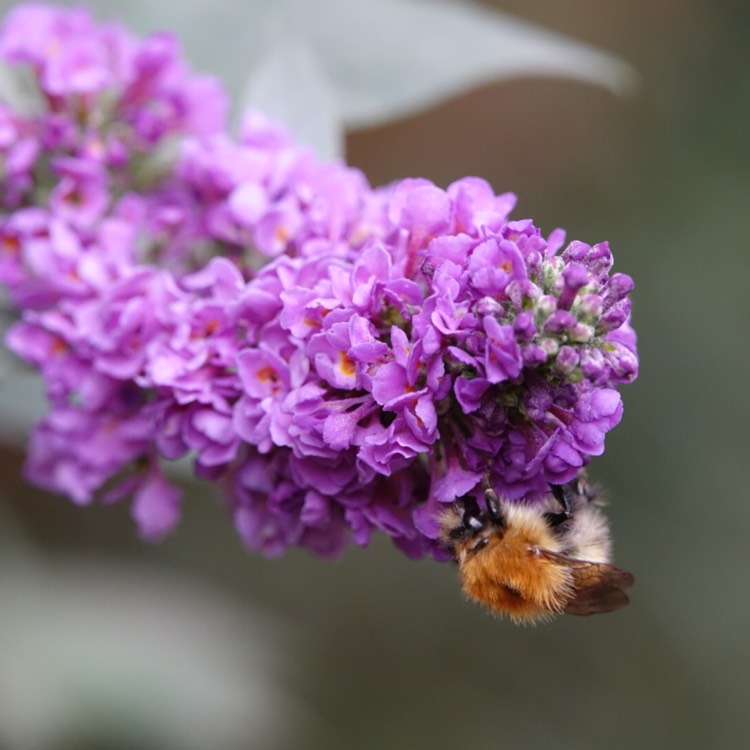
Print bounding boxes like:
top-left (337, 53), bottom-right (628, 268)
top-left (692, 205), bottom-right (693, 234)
top-left (441, 473), bottom-right (634, 624)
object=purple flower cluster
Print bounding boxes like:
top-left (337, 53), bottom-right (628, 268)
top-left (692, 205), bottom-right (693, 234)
top-left (0, 4), bottom-right (637, 559)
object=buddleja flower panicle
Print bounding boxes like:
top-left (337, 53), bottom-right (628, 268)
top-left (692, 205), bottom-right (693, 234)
top-left (0, 4), bottom-right (638, 560)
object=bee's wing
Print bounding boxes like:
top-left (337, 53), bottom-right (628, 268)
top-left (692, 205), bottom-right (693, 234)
top-left (539, 550), bottom-right (635, 616)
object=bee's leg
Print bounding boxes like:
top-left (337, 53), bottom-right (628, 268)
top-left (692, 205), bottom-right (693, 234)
top-left (546, 483), bottom-right (573, 527)
top-left (481, 473), bottom-right (504, 527)
top-left (550, 483), bottom-right (573, 514)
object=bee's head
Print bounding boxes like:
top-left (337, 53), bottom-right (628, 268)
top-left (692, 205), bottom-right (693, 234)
top-left (439, 492), bottom-right (506, 561)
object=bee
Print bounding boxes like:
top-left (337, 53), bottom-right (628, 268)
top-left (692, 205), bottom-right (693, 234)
top-left (440, 473), bottom-right (634, 624)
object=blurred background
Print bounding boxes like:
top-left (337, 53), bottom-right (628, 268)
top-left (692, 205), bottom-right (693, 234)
top-left (1, 0), bottom-right (749, 748)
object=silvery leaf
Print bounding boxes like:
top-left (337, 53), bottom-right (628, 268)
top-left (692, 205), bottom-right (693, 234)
top-left (0, 557), bottom-right (311, 749)
top-left (238, 14), bottom-right (343, 160)
top-left (25, 0), bottom-right (637, 143)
